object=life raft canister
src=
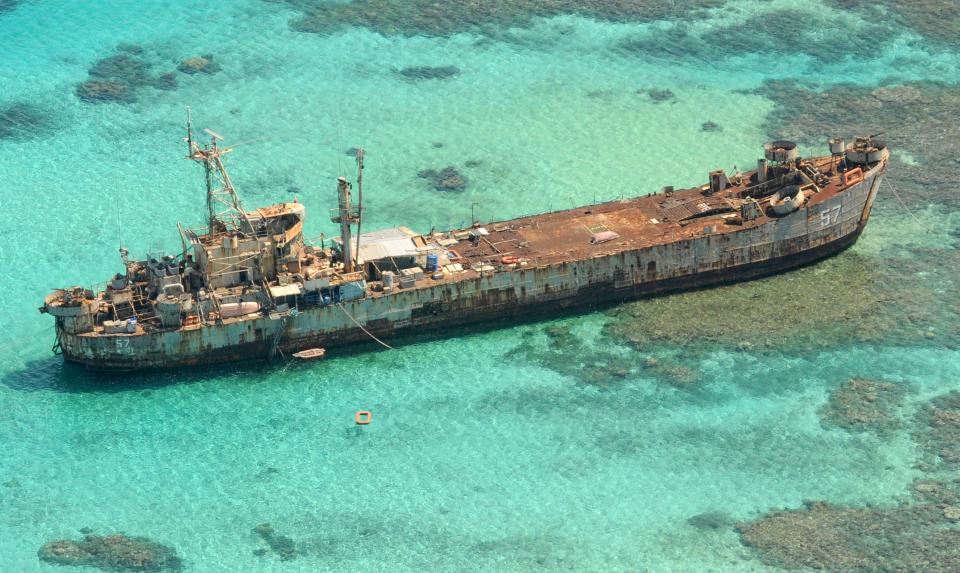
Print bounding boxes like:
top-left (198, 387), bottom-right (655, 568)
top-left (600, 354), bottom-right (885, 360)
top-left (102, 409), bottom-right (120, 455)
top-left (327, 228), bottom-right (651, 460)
top-left (355, 411), bottom-right (372, 425)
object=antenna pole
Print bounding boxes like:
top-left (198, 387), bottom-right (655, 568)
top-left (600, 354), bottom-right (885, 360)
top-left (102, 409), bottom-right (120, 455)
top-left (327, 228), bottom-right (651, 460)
top-left (185, 106), bottom-right (194, 157)
top-left (204, 150), bottom-right (216, 231)
top-left (354, 148), bottom-right (364, 275)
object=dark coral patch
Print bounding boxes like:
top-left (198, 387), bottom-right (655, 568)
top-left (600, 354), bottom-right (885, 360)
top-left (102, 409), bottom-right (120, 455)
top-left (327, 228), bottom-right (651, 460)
top-left (0, 102), bottom-right (54, 140)
top-left (73, 47), bottom-right (222, 104)
top-left (253, 523), bottom-right (299, 561)
top-left (819, 378), bottom-right (904, 433)
top-left (38, 532), bottom-right (182, 572)
top-left (285, 0), bottom-right (722, 37)
top-left (640, 88), bottom-right (675, 103)
top-left (915, 391), bottom-right (960, 470)
top-left (418, 166), bottom-right (467, 191)
top-left (116, 43), bottom-right (144, 55)
top-left (604, 245), bottom-right (960, 354)
top-left (152, 72), bottom-right (178, 91)
top-left (397, 65), bottom-right (460, 80)
top-left (88, 54), bottom-right (154, 87)
top-left (687, 511), bottom-right (733, 530)
top-left (177, 55), bottom-right (222, 75)
top-left (738, 501), bottom-right (960, 572)
top-left (76, 80), bottom-right (134, 103)
top-left (878, 0), bottom-right (960, 48)
top-left (75, 47), bottom-right (185, 104)
top-left (619, 8), bottom-right (895, 64)
top-left (505, 323), bottom-right (656, 391)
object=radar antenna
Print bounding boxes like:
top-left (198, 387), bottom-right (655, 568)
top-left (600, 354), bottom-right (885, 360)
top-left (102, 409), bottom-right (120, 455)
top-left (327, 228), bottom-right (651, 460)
top-left (184, 108), bottom-right (247, 236)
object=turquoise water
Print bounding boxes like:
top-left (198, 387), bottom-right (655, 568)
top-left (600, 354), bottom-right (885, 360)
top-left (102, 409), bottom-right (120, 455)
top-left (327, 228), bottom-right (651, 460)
top-left (1, 1), bottom-right (959, 571)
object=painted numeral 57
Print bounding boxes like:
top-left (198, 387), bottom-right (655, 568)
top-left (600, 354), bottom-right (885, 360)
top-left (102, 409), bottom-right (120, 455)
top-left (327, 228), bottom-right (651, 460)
top-left (820, 205), bottom-right (841, 228)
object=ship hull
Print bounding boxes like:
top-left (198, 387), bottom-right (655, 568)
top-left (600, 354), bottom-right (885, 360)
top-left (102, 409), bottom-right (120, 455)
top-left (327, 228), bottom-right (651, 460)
top-left (59, 167), bottom-right (884, 371)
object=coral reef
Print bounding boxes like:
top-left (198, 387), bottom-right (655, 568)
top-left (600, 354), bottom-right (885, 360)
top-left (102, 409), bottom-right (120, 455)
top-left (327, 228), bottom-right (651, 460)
top-left (88, 54), bottom-right (153, 87)
top-left (152, 72), bottom-right (178, 91)
top-left (506, 324), bottom-right (636, 390)
top-left (75, 80), bottom-right (134, 103)
top-left (638, 355), bottom-right (700, 389)
top-left (177, 55), bottom-right (221, 75)
top-left (253, 523), bottom-right (299, 561)
top-left (116, 43), bottom-right (144, 55)
top-left (912, 479), bottom-right (960, 505)
top-left (640, 88), bottom-right (675, 103)
top-left (396, 65), bottom-right (459, 80)
top-left (687, 511), bottom-right (732, 530)
top-left (418, 166), bottom-right (467, 191)
top-left (888, 1), bottom-right (960, 47)
top-left (741, 390), bottom-right (960, 571)
top-left (915, 391), bottom-right (960, 470)
top-left (284, 0), bottom-right (722, 37)
top-left (604, 248), bottom-right (960, 354)
top-left (819, 378), bottom-right (904, 433)
top-left (38, 532), bottom-right (182, 571)
top-left (507, 323), bottom-right (702, 390)
top-left (0, 102), bottom-right (53, 140)
top-left (0, 0), bottom-right (19, 14)
top-left (756, 80), bottom-right (960, 207)
top-left (737, 501), bottom-right (960, 572)
top-left (74, 47), bottom-right (182, 104)
top-left (618, 8), bottom-right (894, 65)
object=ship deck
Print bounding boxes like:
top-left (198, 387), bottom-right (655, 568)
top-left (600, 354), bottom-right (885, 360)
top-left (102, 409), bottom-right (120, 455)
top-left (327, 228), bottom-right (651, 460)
top-left (375, 155), bottom-right (857, 293)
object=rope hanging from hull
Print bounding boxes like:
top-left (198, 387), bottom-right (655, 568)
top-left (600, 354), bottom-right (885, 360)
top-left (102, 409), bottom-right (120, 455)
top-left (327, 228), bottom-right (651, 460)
top-left (884, 179), bottom-right (925, 228)
top-left (336, 303), bottom-right (394, 350)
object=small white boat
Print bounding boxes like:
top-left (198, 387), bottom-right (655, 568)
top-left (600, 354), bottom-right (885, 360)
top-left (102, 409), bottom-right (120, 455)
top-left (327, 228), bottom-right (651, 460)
top-left (292, 348), bottom-right (326, 360)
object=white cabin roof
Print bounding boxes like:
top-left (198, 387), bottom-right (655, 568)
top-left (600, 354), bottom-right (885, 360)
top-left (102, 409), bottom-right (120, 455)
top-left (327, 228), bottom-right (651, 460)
top-left (335, 227), bottom-right (422, 261)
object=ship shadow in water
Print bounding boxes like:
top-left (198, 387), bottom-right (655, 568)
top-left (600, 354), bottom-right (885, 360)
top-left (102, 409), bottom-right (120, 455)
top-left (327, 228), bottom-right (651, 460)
top-left (0, 312), bottom-right (589, 394)
top-left (0, 353), bottom-right (290, 393)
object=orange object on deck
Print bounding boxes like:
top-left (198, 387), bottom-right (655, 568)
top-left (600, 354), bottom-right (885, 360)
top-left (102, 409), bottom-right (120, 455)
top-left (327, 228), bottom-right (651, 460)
top-left (501, 255), bottom-right (519, 265)
top-left (842, 167), bottom-right (863, 185)
top-left (355, 411), bottom-right (372, 425)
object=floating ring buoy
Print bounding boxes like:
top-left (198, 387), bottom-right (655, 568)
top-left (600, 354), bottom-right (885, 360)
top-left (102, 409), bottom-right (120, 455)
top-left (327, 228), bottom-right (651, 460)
top-left (355, 411), bottom-right (372, 425)
top-left (501, 255), bottom-right (519, 265)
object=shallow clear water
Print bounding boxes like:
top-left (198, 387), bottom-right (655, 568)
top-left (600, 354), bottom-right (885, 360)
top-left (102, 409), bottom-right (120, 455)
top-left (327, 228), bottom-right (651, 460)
top-left (1, 1), bottom-right (959, 571)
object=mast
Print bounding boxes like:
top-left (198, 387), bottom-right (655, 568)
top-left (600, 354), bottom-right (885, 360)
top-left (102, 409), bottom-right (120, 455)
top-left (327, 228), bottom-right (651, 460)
top-left (354, 148), bottom-right (364, 272)
top-left (334, 176), bottom-right (356, 273)
top-left (184, 111), bottom-right (247, 236)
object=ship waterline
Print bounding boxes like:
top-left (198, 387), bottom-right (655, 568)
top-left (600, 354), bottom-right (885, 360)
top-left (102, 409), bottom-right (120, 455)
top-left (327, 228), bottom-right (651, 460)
top-left (42, 134), bottom-right (888, 370)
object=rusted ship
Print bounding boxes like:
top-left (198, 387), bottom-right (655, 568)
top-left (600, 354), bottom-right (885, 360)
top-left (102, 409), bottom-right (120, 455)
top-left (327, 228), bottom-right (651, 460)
top-left (41, 123), bottom-right (889, 370)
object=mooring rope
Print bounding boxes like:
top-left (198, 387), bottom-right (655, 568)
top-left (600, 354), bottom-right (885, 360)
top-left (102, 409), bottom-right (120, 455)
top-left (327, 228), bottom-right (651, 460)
top-left (884, 179), bottom-right (926, 228)
top-left (336, 303), bottom-right (394, 350)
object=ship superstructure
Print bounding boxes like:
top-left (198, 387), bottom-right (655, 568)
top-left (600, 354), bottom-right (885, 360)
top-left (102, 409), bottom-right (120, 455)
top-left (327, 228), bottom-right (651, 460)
top-left (41, 128), bottom-right (889, 370)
